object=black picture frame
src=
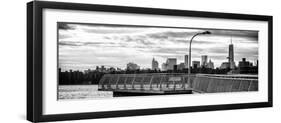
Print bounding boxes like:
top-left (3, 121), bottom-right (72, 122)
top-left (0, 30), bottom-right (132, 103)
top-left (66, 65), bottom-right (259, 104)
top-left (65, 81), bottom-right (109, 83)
top-left (27, 1), bottom-right (273, 122)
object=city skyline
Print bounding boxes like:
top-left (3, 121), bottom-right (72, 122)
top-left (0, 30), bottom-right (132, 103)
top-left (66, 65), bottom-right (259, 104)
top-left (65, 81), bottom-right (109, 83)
top-left (58, 23), bottom-right (258, 71)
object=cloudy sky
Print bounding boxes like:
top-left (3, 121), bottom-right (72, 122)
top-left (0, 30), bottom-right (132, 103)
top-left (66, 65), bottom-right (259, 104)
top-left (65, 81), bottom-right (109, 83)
top-left (58, 22), bottom-right (258, 71)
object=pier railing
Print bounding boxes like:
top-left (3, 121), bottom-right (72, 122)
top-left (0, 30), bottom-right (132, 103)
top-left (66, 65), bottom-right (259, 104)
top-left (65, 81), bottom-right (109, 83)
top-left (192, 74), bottom-right (258, 93)
top-left (98, 73), bottom-right (191, 91)
top-left (98, 73), bottom-right (258, 93)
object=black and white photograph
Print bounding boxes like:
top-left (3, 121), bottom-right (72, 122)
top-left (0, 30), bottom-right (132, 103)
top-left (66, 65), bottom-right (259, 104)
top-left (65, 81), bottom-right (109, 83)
top-left (25, 1), bottom-right (273, 122)
top-left (58, 22), bottom-right (259, 100)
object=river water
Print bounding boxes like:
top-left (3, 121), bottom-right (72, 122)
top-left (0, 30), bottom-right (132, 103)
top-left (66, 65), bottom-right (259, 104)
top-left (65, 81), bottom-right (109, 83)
top-left (58, 85), bottom-right (113, 100)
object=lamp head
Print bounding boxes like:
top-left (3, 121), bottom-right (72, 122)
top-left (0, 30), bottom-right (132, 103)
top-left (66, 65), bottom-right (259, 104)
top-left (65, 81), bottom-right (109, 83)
top-left (201, 31), bottom-right (211, 35)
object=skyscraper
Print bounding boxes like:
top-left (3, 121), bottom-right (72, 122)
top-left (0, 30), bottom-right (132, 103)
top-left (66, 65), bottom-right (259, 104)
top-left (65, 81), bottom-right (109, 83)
top-left (228, 39), bottom-right (235, 69)
top-left (162, 63), bottom-right (168, 71)
top-left (201, 55), bottom-right (208, 68)
top-left (152, 58), bottom-right (159, 70)
top-left (184, 55), bottom-right (188, 68)
top-left (166, 58), bottom-right (177, 70)
top-left (207, 59), bottom-right (214, 69)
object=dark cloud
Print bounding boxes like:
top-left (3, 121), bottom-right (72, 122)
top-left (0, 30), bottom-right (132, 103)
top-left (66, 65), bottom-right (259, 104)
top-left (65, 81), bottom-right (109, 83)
top-left (174, 39), bottom-right (215, 44)
top-left (235, 40), bottom-right (259, 44)
top-left (147, 31), bottom-right (194, 39)
top-left (206, 47), bottom-right (228, 54)
top-left (147, 30), bottom-right (258, 42)
top-left (211, 30), bottom-right (258, 37)
top-left (149, 47), bottom-right (202, 55)
top-left (207, 55), bottom-right (228, 61)
top-left (137, 39), bottom-right (154, 45)
top-left (155, 54), bottom-right (185, 59)
top-left (209, 30), bottom-right (258, 41)
top-left (58, 23), bottom-right (75, 30)
top-left (235, 47), bottom-right (258, 55)
top-left (114, 35), bottom-right (156, 46)
top-left (82, 25), bottom-right (145, 34)
top-left (82, 42), bottom-right (115, 45)
top-left (59, 41), bottom-right (115, 47)
top-left (147, 33), bottom-right (169, 39)
top-left (59, 33), bottom-right (72, 39)
top-left (83, 28), bottom-right (133, 34)
top-left (59, 41), bottom-right (82, 46)
top-left (103, 36), bottom-right (112, 40)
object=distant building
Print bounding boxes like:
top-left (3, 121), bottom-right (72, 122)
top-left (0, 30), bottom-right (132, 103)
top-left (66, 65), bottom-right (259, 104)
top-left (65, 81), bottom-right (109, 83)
top-left (207, 59), bottom-right (214, 69)
top-left (162, 63), bottom-right (168, 71)
top-left (238, 58), bottom-right (250, 73)
top-left (177, 63), bottom-right (185, 70)
top-left (220, 62), bottom-right (230, 69)
top-left (250, 62), bottom-right (253, 67)
top-left (173, 65), bottom-right (178, 71)
top-left (101, 66), bottom-right (106, 72)
top-left (238, 58), bottom-right (250, 67)
top-left (237, 58), bottom-right (258, 74)
top-left (192, 61), bottom-right (200, 69)
top-left (84, 69), bottom-right (91, 74)
top-left (152, 58), bottom-right (159, 70)
top-left (117, 68), bottom-right (122, 71)
top-left (126, 62), bottom-right (140, 70)
top-left (109, 67), bottom-right (116, 72)
top-left (184, 55), bottom-right (189, 68)
top-left (166, 58), bottom-right (177, 70)
top-left (201, 55), bottom-right (208, 68)
top-left (96, 66), bottom-right (100, 71)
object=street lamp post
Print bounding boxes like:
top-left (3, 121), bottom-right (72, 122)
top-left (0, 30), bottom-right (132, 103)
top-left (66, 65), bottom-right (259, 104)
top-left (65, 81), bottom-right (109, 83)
top-left (187, 31), bottom-right (211, 87)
